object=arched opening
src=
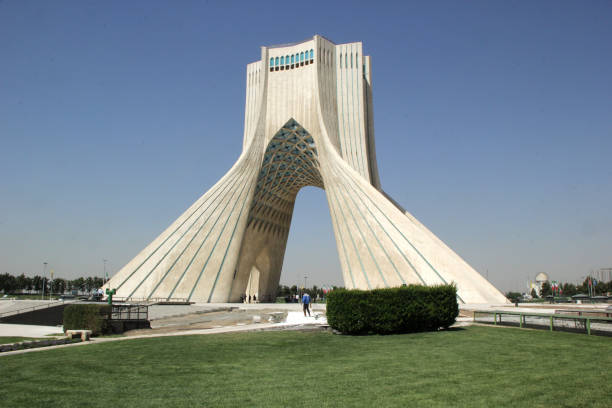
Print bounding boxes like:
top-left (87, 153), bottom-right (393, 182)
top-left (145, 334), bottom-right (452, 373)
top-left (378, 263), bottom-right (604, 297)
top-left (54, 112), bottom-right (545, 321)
top-left (231, 119), bottom-right (341, 302)
top-left (282, 186), bottom-right (342, 292)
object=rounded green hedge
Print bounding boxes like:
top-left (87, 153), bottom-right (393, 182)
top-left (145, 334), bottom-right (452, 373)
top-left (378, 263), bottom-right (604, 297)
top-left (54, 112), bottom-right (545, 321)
top-left (326, 285), bottom-right (458, 334)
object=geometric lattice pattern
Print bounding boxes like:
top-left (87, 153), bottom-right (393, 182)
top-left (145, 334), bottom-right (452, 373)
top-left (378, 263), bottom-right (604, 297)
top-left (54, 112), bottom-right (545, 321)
top-left (247, 119), bottom-right (322, 237)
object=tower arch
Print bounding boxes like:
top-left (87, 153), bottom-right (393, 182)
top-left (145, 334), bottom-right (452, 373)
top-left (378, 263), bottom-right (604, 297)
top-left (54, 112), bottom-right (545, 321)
top-left (229, 119), bottom-right (323, 302)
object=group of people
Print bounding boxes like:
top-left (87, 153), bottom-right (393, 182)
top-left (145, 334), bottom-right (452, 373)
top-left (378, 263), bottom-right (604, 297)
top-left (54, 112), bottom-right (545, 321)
top-left (240, 294), bottom-right (257, 303)
top-left (239, 292), bottom-right (312, 316)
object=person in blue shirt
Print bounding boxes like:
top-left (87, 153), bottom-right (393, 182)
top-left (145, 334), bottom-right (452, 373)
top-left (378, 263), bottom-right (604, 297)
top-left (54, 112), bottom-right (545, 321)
top-left (302, 292), bottom-right (311, 317)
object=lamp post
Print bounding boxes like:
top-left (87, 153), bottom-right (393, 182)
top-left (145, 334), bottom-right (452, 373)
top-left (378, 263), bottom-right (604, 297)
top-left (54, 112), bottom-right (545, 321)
top-left (41, 262), bottom-right (48, 300)
top-left (304, 274), bottom-right (308, 291)
top-left (103, 259), bottom-right (107, 285)
top-left (49, 269), bottom-right (54, 300)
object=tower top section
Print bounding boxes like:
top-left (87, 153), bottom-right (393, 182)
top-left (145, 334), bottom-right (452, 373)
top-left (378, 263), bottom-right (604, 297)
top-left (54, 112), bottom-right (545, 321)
top-left (267, 34), bottom-right (336, 49)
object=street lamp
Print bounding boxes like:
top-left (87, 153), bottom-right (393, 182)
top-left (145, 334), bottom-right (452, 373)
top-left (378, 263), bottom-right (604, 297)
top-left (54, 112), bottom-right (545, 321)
top-left (49, 269), bottom-right (54, 300)
top-left (304, 274), bottom-right (308, 291)
top-left (41, 262), bottom-right (48, 300)
top-left (103, 259), bottom-right (107, 284)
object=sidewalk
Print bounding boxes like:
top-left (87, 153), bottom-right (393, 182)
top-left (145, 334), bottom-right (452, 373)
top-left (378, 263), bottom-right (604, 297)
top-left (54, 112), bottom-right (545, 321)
top-left (0, 323), bottom-right (63, 337)
top-left (1, 314), bottom-right (328, 357)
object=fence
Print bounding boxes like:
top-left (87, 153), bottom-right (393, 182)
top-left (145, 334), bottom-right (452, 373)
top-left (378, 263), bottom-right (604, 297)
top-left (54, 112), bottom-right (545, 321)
top-left (473, 310), bottom-right (612, 336)
top-left (110, 304), bottom-right (148, 321)
top-left (555, 309), bottom-right (612, 318)
top-left (112, 297), bottom-right (190, 305)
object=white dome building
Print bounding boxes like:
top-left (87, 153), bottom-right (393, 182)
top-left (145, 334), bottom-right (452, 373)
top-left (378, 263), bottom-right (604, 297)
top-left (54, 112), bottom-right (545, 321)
top-left (535, 273), bottom-right (549, 284)
top-left (530, 273), bottom-right (550, 297)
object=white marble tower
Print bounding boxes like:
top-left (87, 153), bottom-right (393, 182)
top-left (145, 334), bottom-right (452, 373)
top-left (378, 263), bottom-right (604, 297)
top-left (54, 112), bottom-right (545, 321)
top-left (104, 35), bottom-right (508, 304)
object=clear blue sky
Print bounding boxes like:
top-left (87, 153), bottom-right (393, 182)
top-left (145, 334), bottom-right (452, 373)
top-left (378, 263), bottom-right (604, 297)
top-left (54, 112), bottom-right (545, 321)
top-left (1, 1), bottom-right (611, 292)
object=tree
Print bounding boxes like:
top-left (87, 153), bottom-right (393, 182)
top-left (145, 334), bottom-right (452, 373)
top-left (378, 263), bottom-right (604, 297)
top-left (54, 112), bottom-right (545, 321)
top-left (51, 278), bottom-right (66, 294)
top-left (72, 277), bottom-right (85, 293)
top-left (15, 273), bottom-right (29, 292)
top-left (505, 292), bottom-right (522, 302)
top-left (561, 283), bottom-right (577, 297)
top-left (530, 288), bottom-right (538, 299)
top-left (0, 273), bottom-right (17, 293)
top-left (540, 282), bottom-right (552, 297)
top-left (85, 277), bottom-right (95, 292)
top-left (32, 275), bottom-right (43, 292)
top-left (595, 281), bottom-right (607, 296)
top-left (93, 277), bottom-right (104, 289)
top-left (276, 285), bottom-right (290, 298)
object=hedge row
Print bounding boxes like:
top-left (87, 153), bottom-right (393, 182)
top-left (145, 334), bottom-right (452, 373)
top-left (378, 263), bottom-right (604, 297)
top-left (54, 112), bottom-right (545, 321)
top-left (63, 304), bottom-right (111, 336)
top-left (326, 285), bottom-right (459, 334)
top-left (0, 337), bottom-right (81, 353)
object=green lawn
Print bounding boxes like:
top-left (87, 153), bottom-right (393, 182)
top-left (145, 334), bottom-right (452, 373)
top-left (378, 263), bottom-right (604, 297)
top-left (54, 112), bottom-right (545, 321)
top-left (0, 326), bottom-right (610, 407)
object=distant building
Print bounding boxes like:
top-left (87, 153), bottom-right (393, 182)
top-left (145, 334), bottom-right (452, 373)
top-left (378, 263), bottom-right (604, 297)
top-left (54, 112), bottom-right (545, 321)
top-left (529, 273), bottom-right (550, 296)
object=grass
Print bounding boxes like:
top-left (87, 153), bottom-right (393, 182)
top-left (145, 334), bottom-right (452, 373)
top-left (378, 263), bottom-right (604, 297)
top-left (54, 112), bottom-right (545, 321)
top-left (0, 336), bottom-right (40, 345)
top-left (0, 326), bottom-right (610, 407)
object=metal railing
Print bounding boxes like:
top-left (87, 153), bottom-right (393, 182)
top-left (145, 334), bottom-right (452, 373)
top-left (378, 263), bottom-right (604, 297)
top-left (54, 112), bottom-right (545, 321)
top-left (110, 304), bottom-right (148, 321)
top-left (473, 310), bottom-right (612, 336)
top-left (112, 297), bottom-right (190, 304)
top-left (554, 309), bottom-right (612, 318)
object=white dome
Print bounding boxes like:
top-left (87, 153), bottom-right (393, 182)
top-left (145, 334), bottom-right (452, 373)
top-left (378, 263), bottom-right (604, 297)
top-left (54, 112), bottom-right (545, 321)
top-left (535, 272), bottom-right (549, 282)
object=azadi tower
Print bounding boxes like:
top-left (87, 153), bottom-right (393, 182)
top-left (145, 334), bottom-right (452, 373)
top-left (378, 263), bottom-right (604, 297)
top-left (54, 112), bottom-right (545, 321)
top-left (104, 35), bottom-right (507, 304)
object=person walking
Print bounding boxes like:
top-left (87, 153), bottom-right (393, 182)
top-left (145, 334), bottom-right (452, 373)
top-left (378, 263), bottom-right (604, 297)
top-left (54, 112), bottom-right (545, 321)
top-left (302, 292), bottom-right (311, 317)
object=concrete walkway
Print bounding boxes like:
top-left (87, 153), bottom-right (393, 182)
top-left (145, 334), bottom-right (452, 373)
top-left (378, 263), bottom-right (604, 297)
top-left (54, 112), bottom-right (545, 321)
top-left (0, 323), bottom-right (64, 337)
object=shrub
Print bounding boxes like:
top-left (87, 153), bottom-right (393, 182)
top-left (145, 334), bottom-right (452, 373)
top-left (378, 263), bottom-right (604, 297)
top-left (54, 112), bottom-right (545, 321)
top-left (326, 285), bottom-right (458, 335)
top-left (63, 304), bottom-right (111, 336)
